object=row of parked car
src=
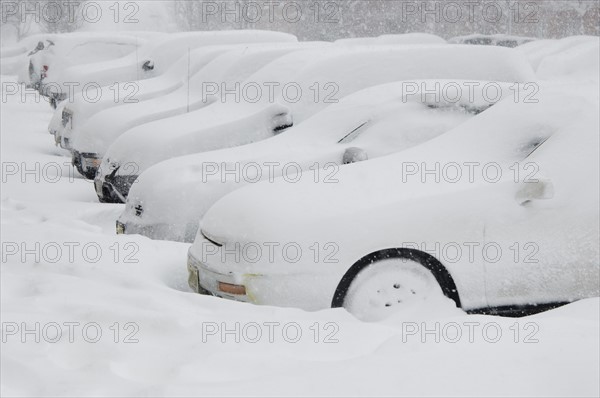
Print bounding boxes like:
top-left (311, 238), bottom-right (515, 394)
top-left (5, 30), bottom-right (599, 320)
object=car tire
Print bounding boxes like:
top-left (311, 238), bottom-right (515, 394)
top-left (331, 249), bottom-right (461, 321)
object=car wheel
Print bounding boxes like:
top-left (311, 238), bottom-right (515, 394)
top-left (341, 258), bottom-right (446, 321)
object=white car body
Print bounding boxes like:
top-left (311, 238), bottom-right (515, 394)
top-left (119, 80), bottom-right (517, 243)
top-left (49, 30), bottom-right (300, 144)
top-left (98, 45), bottom-right (535, 202)
top-left (188, 83), bottom-right (599, 316)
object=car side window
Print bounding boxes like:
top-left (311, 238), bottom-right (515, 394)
top-left (521, 136), bottom-right (552, 160)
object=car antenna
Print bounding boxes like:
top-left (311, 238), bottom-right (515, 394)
top-left (187, 47), bottom-right (191, 113)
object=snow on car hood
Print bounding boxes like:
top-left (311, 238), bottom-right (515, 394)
top-left (201, 82), bottom-right (598, 246)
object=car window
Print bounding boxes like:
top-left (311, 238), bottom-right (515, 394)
top-left (521, 136), bottom-right (552, 160)
top-left (497, 40), bottom-right (519, 48)
top-left (337, 121), bottom-right (370, 144)
top-left (426, 103), bottom-right (493, 115)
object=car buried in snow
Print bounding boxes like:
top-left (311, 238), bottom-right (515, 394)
top-left (187, 84), bottom-right (599, 321)
top-left (97, 44), bottom-right (535, 204)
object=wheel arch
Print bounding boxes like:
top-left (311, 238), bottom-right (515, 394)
top-left (331, 248), bottom-right (462, 309)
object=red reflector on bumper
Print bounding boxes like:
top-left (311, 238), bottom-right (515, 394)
top-left (218, 282), bottom-right (246, 295)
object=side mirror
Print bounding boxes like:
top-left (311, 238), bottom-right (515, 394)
top-left (142, 60), bottom-right (154, 71)
top-left (342, 147), bottom-right (368, 165)
top-left (515, 179), bottom-right (554, 205)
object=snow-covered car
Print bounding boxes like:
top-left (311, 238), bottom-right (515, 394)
top-left (334, 33), bottom-right (446, 45)
top-left (40, 30), bottom-right (296, 107)
top-left (49, 30), bottom-right (300, 144)
top-left (27, 31), bottom-right (158, 104)
top-left (71, 42), bottom-right (315, 179)
top-left (187, 83), bottom-right (599, 320)
top-left (97, 44), bottom-right (535, 203)
top-left (117, 80), bottom-right (517, 242)
top-left (449, 34), bottom-right (536, 48)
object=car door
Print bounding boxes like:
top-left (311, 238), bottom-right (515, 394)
top-left (483, 135), bottom-right (600, 308)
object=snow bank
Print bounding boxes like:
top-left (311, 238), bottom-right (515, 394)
top-left (1, 55), bottom-right (598, 398)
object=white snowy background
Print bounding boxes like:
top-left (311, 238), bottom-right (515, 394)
top-left (1, 1), bottom-right (600, 396)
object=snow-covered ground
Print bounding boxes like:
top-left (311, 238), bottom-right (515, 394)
top-left (1, 72), bottom-right (599, 396)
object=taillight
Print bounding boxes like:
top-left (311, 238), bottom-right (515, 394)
top-left (41, 65), bottom-right (48, 79)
